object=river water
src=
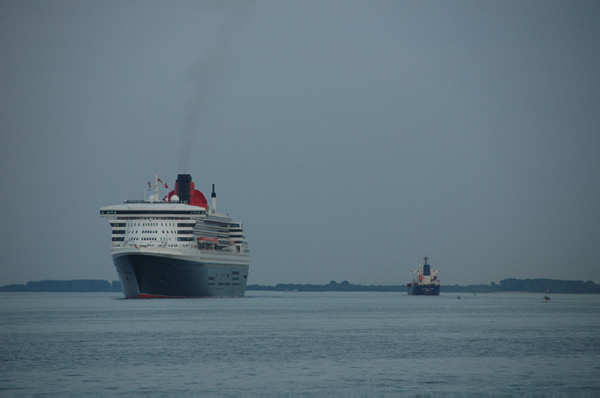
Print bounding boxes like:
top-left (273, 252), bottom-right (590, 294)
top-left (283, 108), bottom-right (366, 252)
top-left (1, 291), bottom-right (599, 396)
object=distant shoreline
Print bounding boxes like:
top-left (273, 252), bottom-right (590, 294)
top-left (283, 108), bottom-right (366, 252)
top-left (1, 278), bottom-right (599, 294)
top-left (247, 278), bottom-right (600, 294)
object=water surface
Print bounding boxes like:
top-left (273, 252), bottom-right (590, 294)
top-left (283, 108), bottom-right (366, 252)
top-left (1, 291), bottom-right (599, 395)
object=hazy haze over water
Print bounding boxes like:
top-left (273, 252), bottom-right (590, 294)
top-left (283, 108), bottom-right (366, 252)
top-left (1, 1), bottom-right (599, 286)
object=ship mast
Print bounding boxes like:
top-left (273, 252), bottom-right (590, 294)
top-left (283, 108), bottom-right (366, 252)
top-left (210, 184), bottom-right (217, 214)
top-left (153, 170), bottom-right (159, 202)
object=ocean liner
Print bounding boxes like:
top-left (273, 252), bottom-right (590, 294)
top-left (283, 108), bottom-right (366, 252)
top-left (100, 172), bottom-right (250, 298)
top-left (407, 256), bottom-right (440, 296)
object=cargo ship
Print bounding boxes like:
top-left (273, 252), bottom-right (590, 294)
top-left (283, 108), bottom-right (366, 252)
top-left (407, 256), bottom-right (440, 295)
top-left (100, 172), bottom-right (249, 298)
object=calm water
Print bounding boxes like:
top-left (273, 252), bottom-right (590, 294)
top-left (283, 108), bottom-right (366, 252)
top-left (1, 291), bottom-right (599, 396)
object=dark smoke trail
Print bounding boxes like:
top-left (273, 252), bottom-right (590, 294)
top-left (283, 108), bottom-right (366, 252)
top-left (180, 2), bottom-right (256, 173)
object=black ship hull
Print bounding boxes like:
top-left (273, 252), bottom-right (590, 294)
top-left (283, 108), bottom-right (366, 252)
top-left (113, 253), bottom-right (248, 298)
top-left (408, 284), bottom-right (440, 296)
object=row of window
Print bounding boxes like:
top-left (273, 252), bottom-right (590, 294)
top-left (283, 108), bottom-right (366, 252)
top-left (112, 235), bottom-right (241, 244)
top-left (208, 272), bottom-right (245, 282)
top-left (101, 210), bottom-right (205, 215)
top-left (112, 229), bottom-right (193, 235)
top-left (108, 221), bottom-right (204, 230)
top-left (113, 236), bottom-right (198, 242)
top-left (207, 283), bottom-right (242, 286)
top-left (126, 222), bottom-right (181, 227)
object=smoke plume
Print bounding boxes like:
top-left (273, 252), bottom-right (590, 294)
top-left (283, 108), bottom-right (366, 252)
top-left (180, 2), bottom-right (255, 173)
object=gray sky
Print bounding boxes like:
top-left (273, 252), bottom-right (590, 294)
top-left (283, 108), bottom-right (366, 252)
top-left (1, 0), bottom-right (599, 286)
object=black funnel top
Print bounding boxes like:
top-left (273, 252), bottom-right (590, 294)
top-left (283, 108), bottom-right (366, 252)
top-left (177, 174), bottom-right (192, 203)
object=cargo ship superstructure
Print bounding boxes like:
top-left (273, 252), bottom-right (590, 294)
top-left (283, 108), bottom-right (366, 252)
top-left (100, 173), bottom-right (249, 298)
top-left (407, 256), bottom-right (440, 296)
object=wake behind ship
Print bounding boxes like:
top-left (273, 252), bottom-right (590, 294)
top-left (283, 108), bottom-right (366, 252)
top-left (100, 173), bottom-right (250, 298)
top-left (407, 256), bottom-right (440, 296)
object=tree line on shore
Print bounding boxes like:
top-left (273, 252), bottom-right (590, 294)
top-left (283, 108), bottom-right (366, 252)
top-left (247, 278), bottom-right (600, 294)
top-left (0, 279), bottom-right (122, 292)
top-left (1, 278), bottom-right (599, 294)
